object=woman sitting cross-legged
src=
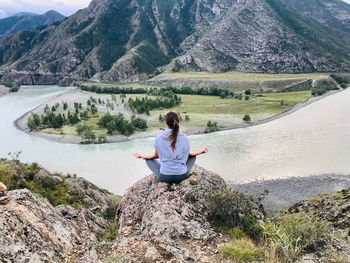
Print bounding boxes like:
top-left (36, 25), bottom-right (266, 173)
top-left (133, 111), bottom-right (208, 183)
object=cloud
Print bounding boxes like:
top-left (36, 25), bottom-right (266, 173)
top-left (0, 0), bottom-right (91, 16)
top-left (0, 10), bottom-right (8, 19)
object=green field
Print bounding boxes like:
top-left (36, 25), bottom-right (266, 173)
top-left (161, 71), bottom-right (330, 81)
top-left (131, 90), bottom-right (312, 131)
top-left (42, 90), bottom-right (312, 138)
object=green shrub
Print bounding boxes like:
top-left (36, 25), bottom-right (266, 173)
top-left (205, 121), bottom-right (219, 133)
top-left (102, 204), bottom-right (118, 221)
top-left (228, 228), bottom-right (247, 239)
top-left (261, 213), bottom-right (331, 262)
top-left (220, 238), bottom-right (264, 262)
top-left (0, 160), bottom-right (93, 209)
top-left (206, 189), bottom-right (263, 239)
top-left (104, 223), bottom-right (118, 241)
top-left (243, 114), bottom-right (251, 122)
top-left (76, 123), bottom-right (96, 143)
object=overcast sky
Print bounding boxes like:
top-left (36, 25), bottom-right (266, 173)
top-left (0, 0), bottom-right (350, 19)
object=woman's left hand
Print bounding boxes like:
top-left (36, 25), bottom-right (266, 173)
top-left (133, 153), bottom-right (143, 159)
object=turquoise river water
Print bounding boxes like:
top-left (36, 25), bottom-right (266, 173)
top-left (0, 85), bottom-right (350, 194)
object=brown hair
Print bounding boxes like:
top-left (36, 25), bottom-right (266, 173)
top-left (165, 112), bottom-right (180, 150)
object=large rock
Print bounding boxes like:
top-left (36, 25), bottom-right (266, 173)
top-left (114, 165), bottom-right (227, 262)
top-left (0, 189), bottom-right (107, 263)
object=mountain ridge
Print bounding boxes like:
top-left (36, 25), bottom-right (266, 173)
top-left (0, 10), bottom-right (65, 38)
top-left (0, 0), bottom-right (349, 85)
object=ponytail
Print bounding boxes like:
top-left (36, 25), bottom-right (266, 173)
top-left (165, 112), bottom-right (180, 151)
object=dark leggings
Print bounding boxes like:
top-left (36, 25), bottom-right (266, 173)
top-left (146, 156), bottom-right (196, 183)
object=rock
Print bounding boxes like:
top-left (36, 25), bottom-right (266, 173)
top-left (144, 246), bottom-right (161, 261)
top-left (0, 196), bottom-right (9, 205)
top-left (0, 189), bottom-right (107, 263)
top-left (0, 181), bottom-right (7, 191)
top-left (289, 188), bottom-right (350, 229)
top-left (114, 165), bottom-right (227, 262)
top-left (0, 159), bottom-right (117, 212)
top-left (65, 177), bottom-right (116, 211)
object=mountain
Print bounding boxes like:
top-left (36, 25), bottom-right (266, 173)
top-left (0, 0), bottom-right (349, 85)
top-left (0, 10), bottom-right (65, 37)
top-left (11, 12), bottom-right (38, 17)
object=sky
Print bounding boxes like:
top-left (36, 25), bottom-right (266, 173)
top-left (0, 0), bottom-right (350, 19)
top-left (0, 0), bottom-right (92, 18)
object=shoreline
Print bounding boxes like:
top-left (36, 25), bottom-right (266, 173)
top-left (0, 85), bottom-right (10, 97)
top-left (228, 173), bottom-right (350, 213)
top-left (14, 88), bottom-right (342, 145)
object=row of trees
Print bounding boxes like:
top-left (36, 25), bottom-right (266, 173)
top-left (80, 85), bottom-right (148, 94)
top-left (128, 95), bottom-right (181, 114)
top-left (79, 84), bottom-right (252, 100)
top-left (27, 110), bottom-right (84, 130)
top-left (311, 85), bottom-right (338, 96)
top-left (98, 113), bottom-right (147, 136)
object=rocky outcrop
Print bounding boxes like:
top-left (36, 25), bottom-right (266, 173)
top-left (0, 159), bottom-right (116, 211)
top-left (289, 188), bottom-right (350, 229)
top-left (0, 189), bottom-right (106, 263)
top-left (113, 165), bottom-right (228, 262)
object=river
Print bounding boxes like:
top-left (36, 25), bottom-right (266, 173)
top-left (0, 85), bottom-right (349, 194)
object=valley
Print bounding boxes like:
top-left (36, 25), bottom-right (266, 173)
top-left (15, 70), bottom-right (338, 144)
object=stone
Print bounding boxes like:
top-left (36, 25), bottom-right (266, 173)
top-left (0, 189), bottom-right (107, 262)
top-left (189, 178), bottom-right (198, 185)
top-left (0, 182), bottom-right (7, 191)
top-left (114, 165), bottom-right (228, 262)
top-left (144, 246), bottom-right (161, 261)
top-left (0, 196), bottom-right (9, 205)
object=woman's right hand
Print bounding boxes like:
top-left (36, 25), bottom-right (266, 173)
top-left (133, 153), bottom-right (143, 159)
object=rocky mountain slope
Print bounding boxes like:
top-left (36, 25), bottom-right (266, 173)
top-left (0, 11), bottom-right (65, 37)
top-left (0, 0), bottom-right (349, 85)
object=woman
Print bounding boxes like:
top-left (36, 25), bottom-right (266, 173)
top-left (133, 112), bottom-right (208, 183)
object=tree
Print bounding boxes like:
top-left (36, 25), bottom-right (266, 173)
top-left (245, 89), bottom-right (251, 95)
top-left (159, 114), bottom-right (164, 122)
top-left (44, 104), bottom-right (50, 113)
top-left (80, 110), bottom-right (89, 120)
top-left (205, 121), bottom-right (218, 133)
top-left (76, 123), bottom-right (96, 143)
top-left (131, 115), bottom-right (148, 130)
top-left (27, 117), bottom-right (36, 130)
top-left (243, 114), bottom-right (251, 122)
top-left (90, 104), bottom-right (98, 115)
top-left (185, 115), bottom-right (190, 121)
top-left (63, 102), bottom-right (68, 110)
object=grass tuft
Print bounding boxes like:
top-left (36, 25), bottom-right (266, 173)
top-left (220, 238), bottom-right (265, 262)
